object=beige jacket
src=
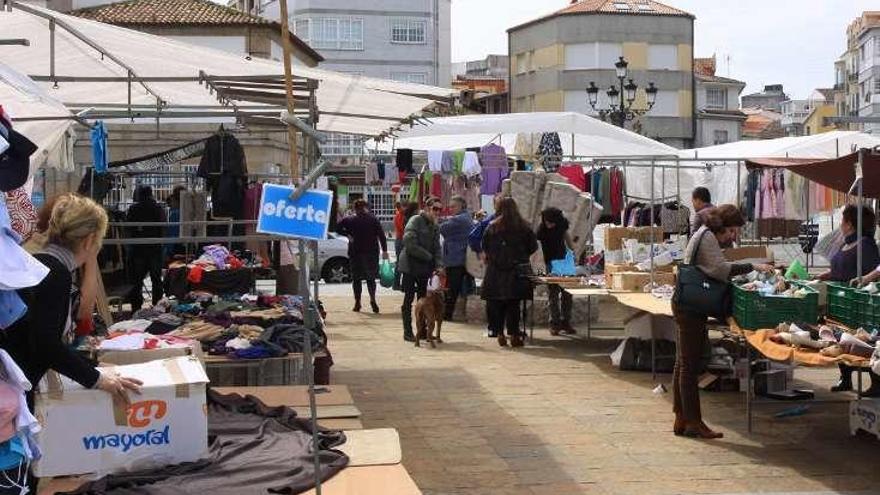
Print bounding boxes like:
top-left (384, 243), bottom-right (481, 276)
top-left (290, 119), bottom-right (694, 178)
top-left (684, 226), bottom-right (751, 281)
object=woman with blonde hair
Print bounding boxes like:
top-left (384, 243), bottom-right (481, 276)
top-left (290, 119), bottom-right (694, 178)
top-left (2, 194), bottom-right (142, 408)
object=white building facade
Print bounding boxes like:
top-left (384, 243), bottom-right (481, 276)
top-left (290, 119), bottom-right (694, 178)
top-left (244, 0), bottom-right (451, 88)
top-left (857, 24), bottom-right (880, 134)
top-left (694, 73), bottom-right (745, 147)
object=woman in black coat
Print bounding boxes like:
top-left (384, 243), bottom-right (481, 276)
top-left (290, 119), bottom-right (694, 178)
top-left (481, 197), bottom-right (538, 347)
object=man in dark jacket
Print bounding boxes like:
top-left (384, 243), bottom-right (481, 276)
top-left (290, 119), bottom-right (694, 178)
top-left (125, 185), bottom-right (166, 310)
top-left (398, 198), bottom-right (443, 342)
top-left (337, 199), bottom-right (388, 313)
top-left (439, 196), bottom-right (472, 321)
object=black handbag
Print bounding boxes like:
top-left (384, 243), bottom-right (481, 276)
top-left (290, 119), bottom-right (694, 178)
top-left (673, 230), bottom-right (731, 319)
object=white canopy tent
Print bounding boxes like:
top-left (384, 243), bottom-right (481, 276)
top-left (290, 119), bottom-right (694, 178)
top-left (371, 112), bottom-right (678, 157)
top-left (0, 4), bottom-right (454, 137)
top-left (679, 131), bottom-right (880, 206)
top-left (0, 61), bottom-right (76, 174)
top-left (366, 112), bottom-right (688, 201)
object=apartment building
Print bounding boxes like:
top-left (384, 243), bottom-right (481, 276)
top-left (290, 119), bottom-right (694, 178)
top-left (231, 0), bottom-right (451, 88)
top-left (693, 56), bottom-right (746, 147)
top-left (507, 0), bottom-right (695, 148)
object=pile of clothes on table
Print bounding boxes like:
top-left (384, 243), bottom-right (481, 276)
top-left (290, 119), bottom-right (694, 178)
top-left (164, 245), bottom-right (261, 298)
top-left (108, 293), bottom-right (325, 359)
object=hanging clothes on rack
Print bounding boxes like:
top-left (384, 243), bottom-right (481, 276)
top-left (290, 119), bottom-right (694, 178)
top-left (462, 151), bottom-right (482, 177)
top-left (396, 148), bottom-right (414, 174)
top-left (744, 167), bottom-right (809, 239)
top-left (383, 162), bottom-right (397, 186)
top-left (481, 166), bottom-right (508, 196)
top-left (364, 160), bottom-right (380, 184)
top-left (537, 132), bottom-right (563, 172)
top-left (557, 163), bottom-right (586, 191)
top-left (427, 150), bottom-right (444, 173)
top-left (659, 201), bottom-right (691, 234)
top-left (513, 133), bottom-right (539, 161)
top-left (3, 187), bottom-right (36, 241)
top-left (479, 143), bottom-right (507, 170)
top-left (197, 132), bottom-right (248, 221)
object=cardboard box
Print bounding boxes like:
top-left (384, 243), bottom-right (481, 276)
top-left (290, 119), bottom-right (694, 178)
top-left (97, 341), bottom-right (204, 366)
top-left (724, 246), bottom-right (774, 262)
top-left (34, 356), bottom-right (209, 477)
top-left (610, 271), bottom-right (676, 292)
top-left (605, 263), bottom-right (673, 286)
top-left (603, 226), bottom-right (664, 251)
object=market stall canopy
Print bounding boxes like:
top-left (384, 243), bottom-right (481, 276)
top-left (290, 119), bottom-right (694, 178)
top-left (366, 112), bottom-right (685, 202)
top-left (0, 4), bottom-right (454, 136)
top-left (371, 112), bottom-right (679, 158)
top-left (0, 62), bottom-right (75, 173)
top-left (680, 131), bottom-right (880, 206)
top-left (746, 149), bottom-right (880, 198)
top-left (681, 131), bottom-right (880, 160)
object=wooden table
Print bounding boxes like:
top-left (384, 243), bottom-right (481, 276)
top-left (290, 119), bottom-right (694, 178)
top-left (213, 385), bottom-right (364, 430)
top-left (204, 352), bottom-right (327, 386)
top-left (611, 292), bottom-right (673, 317)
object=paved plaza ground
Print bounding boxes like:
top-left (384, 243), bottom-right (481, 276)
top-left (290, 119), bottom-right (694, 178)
top-left (323, 293), bottom-right (880, 495)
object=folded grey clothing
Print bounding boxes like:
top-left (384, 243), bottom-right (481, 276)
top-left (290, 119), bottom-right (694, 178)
top-left (258, 323), bottom-right (325, 356)
top-left (64, 390), bottom-right (349, 495)
top-left (132, 306), bottom-right (163, 320)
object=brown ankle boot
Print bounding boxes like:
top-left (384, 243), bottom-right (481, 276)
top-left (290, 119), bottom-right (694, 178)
top-left (511, 334), bottom-right (525, 347)
top-left (497, 334), bottom-right (508, 347)
top-left (673, 415), bottom-right (686, 436)
top-left (682, 421), bottom-right (723, 439)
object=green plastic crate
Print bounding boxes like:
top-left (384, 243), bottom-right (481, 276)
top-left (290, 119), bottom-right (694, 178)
top-left (827, 282), bottom-right (880, 329)
top-left (733, 282), bottom-right (819, 330)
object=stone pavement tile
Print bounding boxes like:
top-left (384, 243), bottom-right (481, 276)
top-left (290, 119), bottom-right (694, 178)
top-left (526, 482), bottom-right (605, 494)
top-left (741, 475), bottom-right (832, 493)
top-left (325, 296), bottom-right (880, 495)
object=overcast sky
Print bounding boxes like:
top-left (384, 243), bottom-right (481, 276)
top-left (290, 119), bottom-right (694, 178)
top-left (452, 0), bottom-right (878, 99)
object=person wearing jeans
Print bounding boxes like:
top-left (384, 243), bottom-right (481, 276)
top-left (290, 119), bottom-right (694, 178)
top-left (536, 207), bottom-right (576, 335)
top-left (439, 196), bottom-right (473, 321)
top-left (398, 198), bottom-right (443, 342)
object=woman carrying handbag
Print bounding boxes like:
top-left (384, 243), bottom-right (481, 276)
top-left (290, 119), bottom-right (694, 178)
top-left (672, 205), bottom-right (772, 439)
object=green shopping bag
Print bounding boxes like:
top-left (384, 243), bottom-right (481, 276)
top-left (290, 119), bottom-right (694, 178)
top-left (379, 260), bottom-right (395, 288)
top-left (785, 259), bottom-right (809, 281)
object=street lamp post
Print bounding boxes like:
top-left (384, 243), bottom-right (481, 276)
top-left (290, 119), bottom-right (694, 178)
top-left (586, 56), bottom-right (658, 128)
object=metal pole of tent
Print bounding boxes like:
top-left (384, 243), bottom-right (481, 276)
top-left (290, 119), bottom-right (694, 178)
top-left (649, 158), bottom-right (657, 382)
top-left (650, 158), bottom-right (656, 288)
top-left (676, 157), bottom-right (681, 236)
top-left (805, 178), bottom-right (811, 270)
top-left (299, 237), bottom-right (322, 495)
top-left (736, 160), bottom-right (742, 213)
top-left (857, 149), bottom-right (864, 288)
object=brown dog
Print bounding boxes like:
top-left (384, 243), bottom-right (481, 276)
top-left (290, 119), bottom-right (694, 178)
top-left (414, 290), bottom-right (444, 348)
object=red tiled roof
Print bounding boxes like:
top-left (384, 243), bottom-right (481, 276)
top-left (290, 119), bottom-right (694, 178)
top-left (72, 0), bottom-right (270, 26)
top-left (694, 57), bottom-right (716, 77)
top-left (696, 73), bottom-right (746, 85)
top-left (557, 0), bottom-right (692, 17)
top-left (509, 0), bottom-right (692, 32)
top-left (70, 0), bottom-right (324, 62)
top-left (742, 108), bottom-right (784, 139)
